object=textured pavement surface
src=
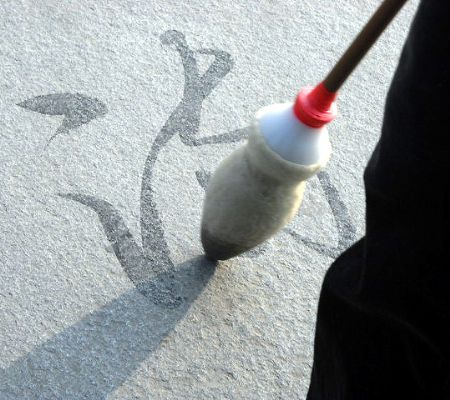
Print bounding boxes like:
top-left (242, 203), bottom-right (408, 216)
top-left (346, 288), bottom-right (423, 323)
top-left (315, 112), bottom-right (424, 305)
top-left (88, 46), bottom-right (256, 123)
top-left (0, 1), bottom-right (418, 398)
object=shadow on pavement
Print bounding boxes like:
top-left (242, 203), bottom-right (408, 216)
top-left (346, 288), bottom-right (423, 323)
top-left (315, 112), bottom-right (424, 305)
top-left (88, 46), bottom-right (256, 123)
top-left (0, 256), bottom-right (216, 399)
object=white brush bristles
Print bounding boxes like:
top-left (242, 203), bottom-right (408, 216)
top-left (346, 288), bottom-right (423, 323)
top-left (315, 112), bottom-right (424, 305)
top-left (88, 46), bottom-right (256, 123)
top-left (201, 107), bottom-right (331, 260)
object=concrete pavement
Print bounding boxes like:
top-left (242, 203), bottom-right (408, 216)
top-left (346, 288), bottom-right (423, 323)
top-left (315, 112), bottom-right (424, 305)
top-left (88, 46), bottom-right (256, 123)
top-left (0, 1), bottom-right (418, 398)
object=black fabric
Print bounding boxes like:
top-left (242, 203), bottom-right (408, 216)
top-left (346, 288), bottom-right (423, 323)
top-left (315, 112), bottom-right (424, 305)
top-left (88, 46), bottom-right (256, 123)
top-left (307, 1), bottom-right (450, 398)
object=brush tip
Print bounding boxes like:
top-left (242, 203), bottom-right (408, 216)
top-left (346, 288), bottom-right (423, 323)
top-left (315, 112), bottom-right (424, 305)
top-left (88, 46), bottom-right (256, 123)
top-left (201, 227), bottom-right (249, 261)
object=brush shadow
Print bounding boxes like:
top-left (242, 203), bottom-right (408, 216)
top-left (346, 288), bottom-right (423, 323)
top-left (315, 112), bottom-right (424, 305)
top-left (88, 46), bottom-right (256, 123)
top-left (0, 256), bottom-right (216, 399)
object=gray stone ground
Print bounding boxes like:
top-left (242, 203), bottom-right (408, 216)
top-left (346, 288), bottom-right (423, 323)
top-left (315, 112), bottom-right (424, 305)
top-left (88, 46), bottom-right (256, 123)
top-left (0, 0), bottom-right (418, 398)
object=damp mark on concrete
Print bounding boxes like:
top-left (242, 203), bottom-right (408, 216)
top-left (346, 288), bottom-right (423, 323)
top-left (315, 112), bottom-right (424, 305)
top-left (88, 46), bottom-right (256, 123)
top-left (195, 169), bottom-right (211, 190)
top-left (317, 171), bottom-right (357, 249)
top-left (17, 93), bottom-right (107, 148)
top-left (286, 171), bottom-right (357, 258)
top-left (61, 30), bottom-right (241, 307)
top-left (1, 29), bottom-right (359, 400)
top-left (61, 30), bottom-right (355, 308)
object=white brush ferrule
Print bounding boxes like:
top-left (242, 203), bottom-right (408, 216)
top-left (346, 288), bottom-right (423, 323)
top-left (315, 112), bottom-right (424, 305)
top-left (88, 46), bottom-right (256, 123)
top-left (258, 102), bottom-right (332, 167)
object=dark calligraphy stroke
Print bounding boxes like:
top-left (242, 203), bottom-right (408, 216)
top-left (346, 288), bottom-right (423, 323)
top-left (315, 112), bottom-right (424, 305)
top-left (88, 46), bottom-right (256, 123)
top-left (17, 93), bottom-right (107, 148)
top-left (60, 30), bottom-right (356, 305)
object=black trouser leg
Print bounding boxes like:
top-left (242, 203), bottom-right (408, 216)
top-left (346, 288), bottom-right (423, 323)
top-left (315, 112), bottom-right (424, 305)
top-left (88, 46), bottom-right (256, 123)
top-left (307, 1), bottom-right (450, 398)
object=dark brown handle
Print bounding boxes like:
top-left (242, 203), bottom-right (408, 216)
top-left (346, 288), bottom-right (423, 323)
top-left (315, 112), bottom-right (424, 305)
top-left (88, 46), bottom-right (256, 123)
top-left (323, 0), bottom-right (408, 93)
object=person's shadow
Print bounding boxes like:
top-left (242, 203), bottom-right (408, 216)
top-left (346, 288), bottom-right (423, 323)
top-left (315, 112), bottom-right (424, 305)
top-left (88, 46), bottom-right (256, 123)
top-left (0, 257), bottom-right (216, 399)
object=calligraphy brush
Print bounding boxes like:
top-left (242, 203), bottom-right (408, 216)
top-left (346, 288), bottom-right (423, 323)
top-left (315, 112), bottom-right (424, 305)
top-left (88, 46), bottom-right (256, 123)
top-left (201, 0), bottom-right (408, 260)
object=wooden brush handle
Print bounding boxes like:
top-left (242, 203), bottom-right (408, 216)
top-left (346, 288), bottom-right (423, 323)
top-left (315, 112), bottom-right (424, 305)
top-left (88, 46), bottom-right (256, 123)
top-left (323, 0), bottom-right (408, 93)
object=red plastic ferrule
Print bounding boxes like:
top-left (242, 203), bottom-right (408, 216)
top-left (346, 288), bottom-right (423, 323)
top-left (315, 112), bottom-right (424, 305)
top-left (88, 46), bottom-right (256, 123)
top-left (293, 82), bottom-right (338, 128)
